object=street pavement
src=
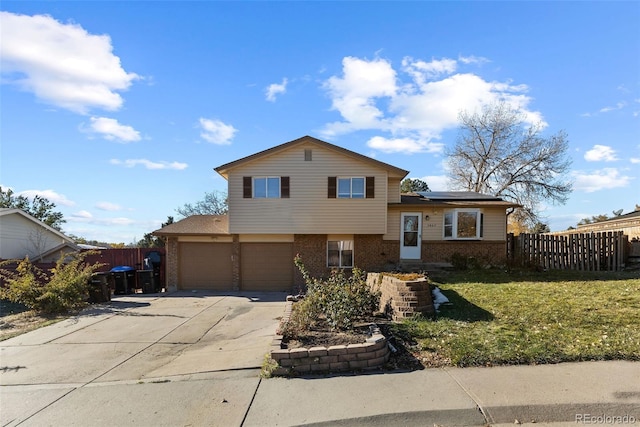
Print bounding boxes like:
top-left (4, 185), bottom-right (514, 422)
top-left (1, 292), bottom-right (639, 426)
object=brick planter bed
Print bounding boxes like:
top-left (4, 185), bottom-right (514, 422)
top-left (269, 301), bottom-right (390, 376)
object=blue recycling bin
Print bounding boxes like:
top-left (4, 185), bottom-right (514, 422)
top-left (111, 266), bottom-right (136, 294)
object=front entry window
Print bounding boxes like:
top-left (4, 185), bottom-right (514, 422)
top-left (327, 240), bottom-right (354, 268)
top-left (403, 215), bottom-right (419, 247)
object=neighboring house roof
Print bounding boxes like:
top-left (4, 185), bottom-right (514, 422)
top-left (77, 243), bottom-right (109, 250)
top-left (0, 208), bottom-right (74, 242)
top-left (580, 209), bottom-right (640, 225)
top-left (398, 192), bottom-right (520, 208)
top-left (214, 135), bottom-right (410, 179)
top-left (153, 215), bottom-right (229, 236)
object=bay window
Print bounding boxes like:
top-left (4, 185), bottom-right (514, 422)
top-left (444, 209), bottom-right (484, 239)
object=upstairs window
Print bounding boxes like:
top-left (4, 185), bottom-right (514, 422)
top-left (243, 176), bottom-right (290, 198)
top-left (254, 177), bottom-right (280, 198)
top-left (328, 176), bottom-right (375, 198)
top-left (444, 209), bottom-right (484, 239)
top-left (338, 177), bottom-right (365, 198)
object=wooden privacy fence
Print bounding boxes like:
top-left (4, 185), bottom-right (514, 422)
top-left (508, 231), bottom-right (627, 271)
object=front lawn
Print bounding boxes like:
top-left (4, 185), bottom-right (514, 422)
top-left (390, 269), bottom-right (640, 367)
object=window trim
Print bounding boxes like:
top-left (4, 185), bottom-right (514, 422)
top-left (337, 177), bottom-right (365, 198)
top-left (244, 176), bottom-right (289, 199)
top-left (327, 240), bottom-right (354, 268)
top-left (253, 176), bottom-right (281, 198)
top-left (328, 176), bottom-right (374, 198)
top-left (443, 209), bottom-right (484, 240)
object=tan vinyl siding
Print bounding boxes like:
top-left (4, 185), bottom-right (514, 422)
top-left (388, 178), bottom-right (402, 203)
top-left (228, 142), bottom-right (388, 234)
top-left (481, 207), bottom-right (508, 240)
top-left (238, 234), bottom-right (294, 242)
top-left (385, 207), bottom-right (508, 241)
top-left (177, 236), bottom-right (233, 243)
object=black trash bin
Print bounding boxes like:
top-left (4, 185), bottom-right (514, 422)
top-left (89, 272), bottom-right (112, 303)
top-left (137, 270), bottom-right (156, 294)
top-left (111, 266), bottom-right (135, 294)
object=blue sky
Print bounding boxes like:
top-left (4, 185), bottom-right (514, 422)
top-left (1, 1), bottom-right (639, 244)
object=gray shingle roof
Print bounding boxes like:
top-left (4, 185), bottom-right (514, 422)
top-left (153, 215), bottom-right (229, 236)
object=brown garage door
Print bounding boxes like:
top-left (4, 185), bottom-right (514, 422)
top-left (240, 243), bottom-right (293, 291)
top-left (179, 242), bottom-right (233, 290)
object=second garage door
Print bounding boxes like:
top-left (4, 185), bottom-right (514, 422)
top-left (179, 242), bottom-right (233, 290)
top-left (240, 243), bottom-right (293, 291)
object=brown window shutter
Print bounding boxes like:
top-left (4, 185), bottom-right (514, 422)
top-left (366, 176), bottom-right (375, 198)
top-left (281, 176), bottom-right (290, 198)
top-left (328, 177), bottom-right (337, 198)
top-left (243, 177), bottom-right (252, 198)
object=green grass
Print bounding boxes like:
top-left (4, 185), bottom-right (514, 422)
top-left (391, 269), bottom-right (640, 367)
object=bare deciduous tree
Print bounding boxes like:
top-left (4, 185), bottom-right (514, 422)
top-left (176, 191), bottom-right (228, 217)
top-left (446, 102), bottom-right (572, 228)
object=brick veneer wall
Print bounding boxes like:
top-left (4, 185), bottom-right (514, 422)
top-left (270, 301), bottom-right (390, 375)
top-left (292, 234), bottom-right (328, 288)
top-left (367, 273), bottom-right (434, 320)
top-left (293, 235), bottom-right (400, 288)
top-left (165, 237), bottom-right (179, 292)
top-left (423, 240), bottom-right (507, 265)
top-left (355, 235), bottom-right (400, 272)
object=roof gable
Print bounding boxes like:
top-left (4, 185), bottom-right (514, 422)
top-left (214, 135), bottom-right (409, 179)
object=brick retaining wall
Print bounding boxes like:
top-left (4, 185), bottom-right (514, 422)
top-left (269, 301), bottom-right (390, 376)
top-left (367, 273), bottom-right (434, 321)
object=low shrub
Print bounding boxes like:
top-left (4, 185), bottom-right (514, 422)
top-left (286, 255), bottom-right (380, 333)
top-left (0, 252), bottom-right (105, 314)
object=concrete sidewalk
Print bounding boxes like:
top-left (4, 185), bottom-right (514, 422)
top-left (245, 361), bottom-right (640, 426)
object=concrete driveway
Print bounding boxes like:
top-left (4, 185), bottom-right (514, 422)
top-left (0, 291), bottom-right (287, 426)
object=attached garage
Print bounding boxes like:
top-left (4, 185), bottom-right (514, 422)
top-left (155, 216), bottom-right (296, 292)
top-left (178, 242), bottom-right (233, 290)
top-left (240, 243), bottom-right (293, 291)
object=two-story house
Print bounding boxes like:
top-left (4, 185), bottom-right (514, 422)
top-left (154, 136), bottom-right (518, 292)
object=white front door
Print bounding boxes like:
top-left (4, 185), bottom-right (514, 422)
top-left (400, 213), bottom-right (421, 259)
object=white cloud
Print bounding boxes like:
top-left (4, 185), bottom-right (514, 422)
top-left (95, 201), bottom-right (122, 211)
top-left (71, 210), bottom-right (93, 219)
top-left (631, 158), bottom-right (640, 164)
top-left (17, 189), bottom-right (75, 206)
top-left (265, 78), bottom-right (288, 102)
top-left (367, 136), bottom-right (444, 154)
top-left (110, 159), bottom-right (188, 170)
top-left (572, 168), bottom-right (632, 192)
top-left (199, 118), bottom-right (237, 145)
top-left (418, 175), bottom-right (451, 191)
top-left (402, 57), bottom-right (457, 82)
top-left (323, 56), bottom-right (397, 134)
top-left (458, 55), bottom-right (490, 65)
top-left (0, 12), bottom-right (139, 114)
top-left (599, 102), bottom-right (626, 113)
top-left (584, 145), bottom-right (618, 162)
top-left (84, 117), bottom-right (141, 142)
top-left (321, 55), bottom-right (544, 147)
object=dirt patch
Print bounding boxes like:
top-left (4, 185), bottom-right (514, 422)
top-left (284, 323), bottom-right (371, 349)
top-left (281, 315), bottom-right (427, 371)
top-left (0, 311), bottom-right (65, 341)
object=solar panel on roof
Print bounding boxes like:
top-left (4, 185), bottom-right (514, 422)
top-left (416, 191), bottom-right (502, 201)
